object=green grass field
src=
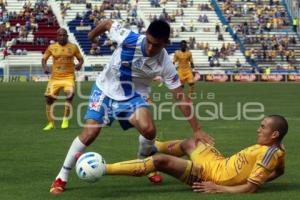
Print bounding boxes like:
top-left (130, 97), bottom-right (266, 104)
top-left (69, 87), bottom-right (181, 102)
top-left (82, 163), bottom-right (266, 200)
top-left (0, 82), bottom-right (299, 200)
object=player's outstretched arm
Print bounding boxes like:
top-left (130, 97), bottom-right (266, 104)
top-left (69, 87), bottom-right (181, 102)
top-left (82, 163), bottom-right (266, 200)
top-left (88, 19), bottom-right (113, 43)
top-left (192, 181), bottom-right (258, 193)
top-left (170, 86), bottom-right (214, 145)
top-left (42, 47), bottom-right (51, 74)
top-left (75, 56), bottom-right (84, 71)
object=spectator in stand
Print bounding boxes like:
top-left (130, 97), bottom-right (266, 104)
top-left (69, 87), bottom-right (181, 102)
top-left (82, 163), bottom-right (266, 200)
top-left (189, 20), bottom-right (194, 32)
top-left (265, 66), bottom-right (271, 75)
top-left (197, 14), bottom-right (203, 23)
top-left (293, 18), bottom-right (299, 33)
top-left (218, 32), bottom-right (224, 41)
top-left (90, 42), bottom-right (101, 55)
top-left (289, 50), bottom-right (295, 63)
top-left (80, 19), bottom-right (84, 26)
top-left (180, 0), bottom-right (188, 8)
top-left (189, 37), bottom-right (195, 49)
top-left (235, 58), bottom-right (242, 68)
top-left (25, 20), bottom-right (31, 32)
top-left (2, 46), bottom-right (9, 59)
top-left (16, 48), bottom-right (23, 55)
top-left (22, 48), bottom-right (27, 55)
top-left (203, 14), bottom-right (208, 23)
top-left (215, 22), bottom-right (220, 33)
top-left (180, 19), bottom-right (186, 32)
top-left (207, 49), bottom-right (213, 61)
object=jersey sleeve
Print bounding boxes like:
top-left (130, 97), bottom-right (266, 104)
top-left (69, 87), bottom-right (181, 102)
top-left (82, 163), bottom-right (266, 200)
top-left (161, 51), bottom-right (181, 90)
top-left (248, 147), bottom-right (284, 185)
top-left (109, 21), bottom-right (130, 46)
top-left (43, 45), bottom-right (52, 60)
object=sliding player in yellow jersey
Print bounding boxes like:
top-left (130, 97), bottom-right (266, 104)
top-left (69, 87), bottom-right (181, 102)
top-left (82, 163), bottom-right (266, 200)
top-left (173, 40), bottom-right (195, 98)
top-left (42, 28), bottom-right (84, 131)
top-left (104, 115), bottom-right (287, 193)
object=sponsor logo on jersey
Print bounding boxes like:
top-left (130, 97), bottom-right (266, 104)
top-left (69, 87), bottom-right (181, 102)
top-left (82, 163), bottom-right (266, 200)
top-left (121, 61), bottom-right (130, 67)
top-left (172, 74), bottom-right (179, 83)
top-left (67, 48), bottom-right (72, 54)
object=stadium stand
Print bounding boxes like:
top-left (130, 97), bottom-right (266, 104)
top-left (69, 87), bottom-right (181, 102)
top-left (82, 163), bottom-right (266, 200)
top-left (1, 0), bottom-right (299, 78)
top-left (218, 0), bottom-right (300, 73)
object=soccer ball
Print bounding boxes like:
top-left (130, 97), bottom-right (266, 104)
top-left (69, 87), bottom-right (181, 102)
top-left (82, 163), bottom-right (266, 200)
top-left (75, 152), bottom-right (106, 182)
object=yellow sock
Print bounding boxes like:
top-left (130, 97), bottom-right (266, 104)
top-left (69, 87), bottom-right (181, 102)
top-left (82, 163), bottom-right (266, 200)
top-left (63, 102), bottom-right (71, 118)
top-left (105, 157), bottom-right (155, 176)
top-left (46, 104), bottom-right (54, 123)
top-left (155, 140), bottom-right (185, 157)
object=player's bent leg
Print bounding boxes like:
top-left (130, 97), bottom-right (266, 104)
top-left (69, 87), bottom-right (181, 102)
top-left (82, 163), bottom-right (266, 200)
top-left (129, 108), bottom-right (156, 158)
top-left (153, 154), bottom-right (189, 180)
top-left (129, 107), bottom-right (156, 140)
top-left (129, 107), bottom-right (163, 183)
top-left (154, 140), bottom-right (185, 157)
top-left (180, 138), bottom-right (197, 156)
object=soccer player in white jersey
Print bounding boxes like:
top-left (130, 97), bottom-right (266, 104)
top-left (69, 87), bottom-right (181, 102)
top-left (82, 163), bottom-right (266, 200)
top-left (50, 19), bottom-right (213, 194)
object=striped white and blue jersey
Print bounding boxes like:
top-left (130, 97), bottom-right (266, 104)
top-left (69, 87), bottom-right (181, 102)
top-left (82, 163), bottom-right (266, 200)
top-left (95, 22), bottom-right (181, 101)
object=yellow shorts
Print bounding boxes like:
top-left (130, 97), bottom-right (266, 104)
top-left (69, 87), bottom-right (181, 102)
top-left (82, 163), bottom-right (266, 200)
top-left (44, 78), bottom-right (75, 98)
top-left (190, 143), bottom-right (223, 166)
top-left (181, 143), bottom-right (223, 185)
top-left (178, 70), bottom-right (194, 84)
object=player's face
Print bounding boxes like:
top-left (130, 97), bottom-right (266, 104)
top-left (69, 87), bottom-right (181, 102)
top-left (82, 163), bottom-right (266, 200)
top-left (145, 33), bottom-right (167, 57)
top-left (57, 30), bottom-right (68, 46)
top-left (181, 42), bottom-right (187, 51)
top-left (256, 117), bottom-right (277, 145)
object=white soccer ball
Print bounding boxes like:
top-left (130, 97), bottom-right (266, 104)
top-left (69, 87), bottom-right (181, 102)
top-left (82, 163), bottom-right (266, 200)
top-left (75, 152), bottom-right (106, 182)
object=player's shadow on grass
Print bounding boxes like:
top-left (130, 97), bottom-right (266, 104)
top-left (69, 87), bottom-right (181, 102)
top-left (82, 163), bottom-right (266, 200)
top-left (260, 182), bottom-right (300, 193)
top-left (69, 181), bottom-right (300, 198)
top-left (70, 178), bottom-right (190, 198)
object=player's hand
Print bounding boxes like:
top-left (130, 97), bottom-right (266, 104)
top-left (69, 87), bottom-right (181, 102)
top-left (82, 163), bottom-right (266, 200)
top-left (193, 129), bottom-right (214, 146)
top-left (75, 64), bottom-right (82, 71)
top-left (192, 181), bottom-right (220, 193)
top-left (43, 65), bottom-right (50, 74)
top-left (191, 63), bottom-right (195, 69)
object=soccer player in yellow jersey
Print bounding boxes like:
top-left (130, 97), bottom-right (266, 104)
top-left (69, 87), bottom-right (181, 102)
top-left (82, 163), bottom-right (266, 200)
top-left (42, 28), bottom-right (84, 131)
top-left (173, 40), bottom-right (195, 97)
top-left (104, 115), bottom-right (287, 193)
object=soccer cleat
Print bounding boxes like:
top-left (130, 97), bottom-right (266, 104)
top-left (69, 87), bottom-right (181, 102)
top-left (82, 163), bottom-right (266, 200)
top-left (148, 172), bottom-right (163, 184)
top-left (50, 178), bottom-right (67, 195)
top-left (61, 118), bottom-right (69, 129)
top-left (43, 122), bottom-right (54, 131)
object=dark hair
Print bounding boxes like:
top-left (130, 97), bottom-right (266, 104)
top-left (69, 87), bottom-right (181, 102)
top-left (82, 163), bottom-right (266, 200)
top-left (147, 20), bottom-right (170, 42)
top-left (267, 115), bottom-right (288, 141)
top-left (181, 40), bottom-right (187, 45)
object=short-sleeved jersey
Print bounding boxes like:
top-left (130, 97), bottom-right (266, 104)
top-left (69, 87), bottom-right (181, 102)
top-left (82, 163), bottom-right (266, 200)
top-left (192, 144), bottom-right (285, 186)
top-left (95, 22), bottom-right (181, 101)
top-left (173, 50), bottom-right (193, 71)
top-left (43, 42), bottom-right (83, 80)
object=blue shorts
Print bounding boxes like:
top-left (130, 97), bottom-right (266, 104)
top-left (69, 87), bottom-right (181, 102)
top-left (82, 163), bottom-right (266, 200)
top-left (84, 84), bottom-right (148, 130)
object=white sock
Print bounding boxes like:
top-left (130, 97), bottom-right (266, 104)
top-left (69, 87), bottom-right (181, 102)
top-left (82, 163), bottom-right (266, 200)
top-left (137, 135), bottom-right (155, 159)
top-left (56, 137), bottom-right (86, 182)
